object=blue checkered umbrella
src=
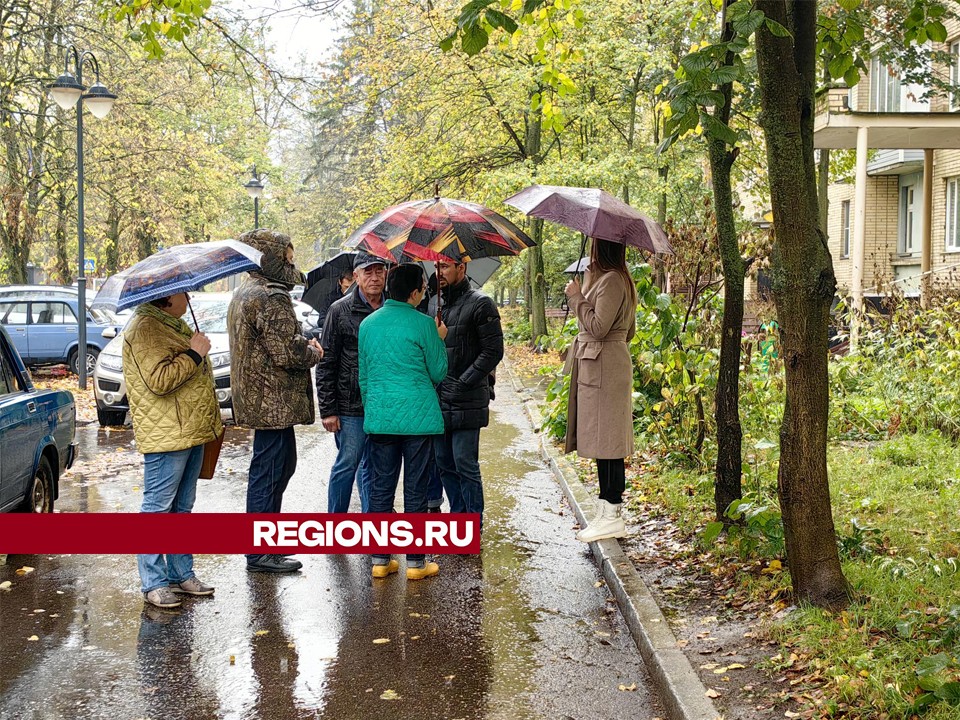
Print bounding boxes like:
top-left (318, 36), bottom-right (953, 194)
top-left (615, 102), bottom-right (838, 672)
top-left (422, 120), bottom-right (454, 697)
top-left (91, 240), bottom-right (262, 313)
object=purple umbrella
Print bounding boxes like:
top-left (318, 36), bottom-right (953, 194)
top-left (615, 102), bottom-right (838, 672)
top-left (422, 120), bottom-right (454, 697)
top-left (503, 185), bottom-right (673, 255)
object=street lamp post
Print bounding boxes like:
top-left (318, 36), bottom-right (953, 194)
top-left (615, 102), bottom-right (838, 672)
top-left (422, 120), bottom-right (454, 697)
top-left (243, 166), bottom-right (265, 229)
top-left (48, 46), bottom-right (117, 390)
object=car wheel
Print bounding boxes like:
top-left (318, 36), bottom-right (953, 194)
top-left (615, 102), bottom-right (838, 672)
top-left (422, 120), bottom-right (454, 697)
top-left (20, 456), bottom-right (54, 513)
top-left (97, 407), bottom-right (127, 427)
top-left (69, 345), bottom-right (100, 376)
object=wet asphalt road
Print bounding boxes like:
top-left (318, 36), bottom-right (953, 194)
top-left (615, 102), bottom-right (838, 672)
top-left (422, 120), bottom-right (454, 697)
top-left (0, 379), bottom-right (663, 720)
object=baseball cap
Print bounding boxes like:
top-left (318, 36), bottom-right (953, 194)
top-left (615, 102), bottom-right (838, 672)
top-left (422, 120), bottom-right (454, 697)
top-left (354, 252), bottom-right (388, 270)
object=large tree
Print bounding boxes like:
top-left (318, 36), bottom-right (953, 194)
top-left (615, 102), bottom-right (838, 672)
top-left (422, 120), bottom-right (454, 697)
top-left (754, 0), bottom-right (848, 608)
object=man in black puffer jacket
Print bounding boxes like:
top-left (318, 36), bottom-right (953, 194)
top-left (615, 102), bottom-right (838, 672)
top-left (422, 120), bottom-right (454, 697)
top-left (315, 253), bottom-right (386, 512)
top-left (434, 259), bottom-right (504, 523)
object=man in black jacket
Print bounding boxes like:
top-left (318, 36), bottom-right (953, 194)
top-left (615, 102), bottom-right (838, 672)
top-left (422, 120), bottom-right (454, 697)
top-left (434, 259), bottom-right (504, 522)
top-left (315, 253), bottom-right (386, 512)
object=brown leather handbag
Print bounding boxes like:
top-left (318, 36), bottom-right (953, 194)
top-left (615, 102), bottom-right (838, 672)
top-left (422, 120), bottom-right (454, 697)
top-left (199, 430), bottom-right (225, 479)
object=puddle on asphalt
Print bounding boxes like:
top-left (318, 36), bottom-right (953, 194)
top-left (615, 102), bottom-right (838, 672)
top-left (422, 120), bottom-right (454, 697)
top-left (0, 389), bottom-right (652, 719)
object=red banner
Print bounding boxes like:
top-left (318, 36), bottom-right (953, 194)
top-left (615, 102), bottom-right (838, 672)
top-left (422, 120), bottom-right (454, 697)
top-left (0, 513), bottom-right (481, 554)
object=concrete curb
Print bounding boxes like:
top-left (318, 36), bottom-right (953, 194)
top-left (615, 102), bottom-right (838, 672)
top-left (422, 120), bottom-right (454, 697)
top-left (503, 362), bottom-right (722, 720)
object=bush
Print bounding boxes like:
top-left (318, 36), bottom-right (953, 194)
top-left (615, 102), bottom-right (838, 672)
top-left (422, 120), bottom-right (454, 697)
top-left (830, 301), bottom-right (960, 441)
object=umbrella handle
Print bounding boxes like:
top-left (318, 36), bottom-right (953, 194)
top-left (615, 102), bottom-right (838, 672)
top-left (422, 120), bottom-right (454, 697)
top-left (188, 297), bottom-right (200, 332)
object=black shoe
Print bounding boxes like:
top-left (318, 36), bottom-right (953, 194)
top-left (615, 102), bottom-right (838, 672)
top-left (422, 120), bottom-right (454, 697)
top-left (427, 506), bottom-right (443, 513)
top-left (247, 555), bottom-right (303, 573)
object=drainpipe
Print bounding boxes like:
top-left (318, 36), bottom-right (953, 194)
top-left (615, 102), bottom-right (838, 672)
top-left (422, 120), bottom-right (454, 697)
top-left (850, 125), bottom-right (869, 350)
top-left (921, 148), bottom-right (933, 309)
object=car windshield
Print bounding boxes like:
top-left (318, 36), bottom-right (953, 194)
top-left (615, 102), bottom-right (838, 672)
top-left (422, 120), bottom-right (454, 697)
top-left (89, 307), bottom-right (121, 325)
top-left (190, 299), bottom-right (229, 334)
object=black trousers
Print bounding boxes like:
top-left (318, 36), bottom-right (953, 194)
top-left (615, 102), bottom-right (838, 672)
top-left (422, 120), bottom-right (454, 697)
top-left (596, 458), bottom-right (625, 504)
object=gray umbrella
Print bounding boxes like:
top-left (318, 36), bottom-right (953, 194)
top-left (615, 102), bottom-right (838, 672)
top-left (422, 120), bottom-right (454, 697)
top-left (503, 185), bottom-right (673, 255)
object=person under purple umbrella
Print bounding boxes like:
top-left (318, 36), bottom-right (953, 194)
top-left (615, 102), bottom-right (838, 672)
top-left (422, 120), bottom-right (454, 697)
top-left (563, 239), bottom-right (639, 542)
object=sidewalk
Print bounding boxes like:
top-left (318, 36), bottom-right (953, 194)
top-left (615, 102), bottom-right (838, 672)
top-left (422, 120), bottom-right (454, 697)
top-left (502, 358), bottom-right (723, 720)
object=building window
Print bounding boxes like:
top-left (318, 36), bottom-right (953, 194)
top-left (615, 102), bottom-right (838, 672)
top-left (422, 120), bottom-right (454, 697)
top-left (947, 177), bottom-right (960, 251)
top-left (841, 200), bottom-right (851, 257)
top-left (900, 181), bottom-right (919, 255)
top-left (951, 41), bottom-right (960, 111)
top-left (870, 57), bottom-right (901, 112)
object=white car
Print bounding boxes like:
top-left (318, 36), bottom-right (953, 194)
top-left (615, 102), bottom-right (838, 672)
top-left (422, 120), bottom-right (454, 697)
top-left (92, 293), bottom-right (234, 427)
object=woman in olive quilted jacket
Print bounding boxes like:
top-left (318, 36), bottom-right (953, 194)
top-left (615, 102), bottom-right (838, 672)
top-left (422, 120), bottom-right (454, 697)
top-left (358, 263), bottom-right (448, 581)
top-left (123, 292), bottom-right (222, 609)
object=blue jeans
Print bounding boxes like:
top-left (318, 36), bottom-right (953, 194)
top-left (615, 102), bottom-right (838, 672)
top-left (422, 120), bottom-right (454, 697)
top-left (247, 427), bottom-right (297, 563)
top-left (426, 456), bottom-right (444, 510)
top-left (138, 444), bottom-right (204, 593)
top-left (434, 428), bottom-right (483, 518)
top-left (368, 434), bottom-right (432, 566)
top-left (327, 415), bottom-right (372, 513)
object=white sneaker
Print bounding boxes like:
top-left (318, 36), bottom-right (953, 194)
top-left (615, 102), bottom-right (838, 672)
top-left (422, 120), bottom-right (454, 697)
top-left (576, 500), bottom-right (627, 543)
top-left (575, 499), bottom-right (605, 541)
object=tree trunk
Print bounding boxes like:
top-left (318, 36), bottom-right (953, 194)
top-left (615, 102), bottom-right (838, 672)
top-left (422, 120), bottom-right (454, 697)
top-left (817, 148), bottom-right (830, 236)
top-left (104, 204), bottom-right (121, 275)
top-left (711, 2), bottom-right (744, 522)
top-left (528, 217), bottom-right (547, 342)
top-left (524, 92), bottom-right (548, 339)
top-left (1, 119), bottom-right (28, 283)
top-left (652, 107), bottom-right (669, 290)
top-left (135, 220), bottom-right (156, 260)
top-left (53, 178), bottom-right (70, 285)
top-left (755, 0), bottom-right (849, 609)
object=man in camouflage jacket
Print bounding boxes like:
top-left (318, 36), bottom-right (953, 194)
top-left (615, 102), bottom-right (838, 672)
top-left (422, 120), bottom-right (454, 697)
top-left (228, 228), bottom-right (323, 574)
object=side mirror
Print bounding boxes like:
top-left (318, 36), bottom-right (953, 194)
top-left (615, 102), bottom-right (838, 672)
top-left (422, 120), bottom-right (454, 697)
top-left (101, 328), bottom-right (117, 339)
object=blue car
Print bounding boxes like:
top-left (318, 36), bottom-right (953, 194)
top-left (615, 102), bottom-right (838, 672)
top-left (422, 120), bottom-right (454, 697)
top-left (0, 292), bottom-right (122, 375)
top-left (0, 325), bottom-right (77, 512)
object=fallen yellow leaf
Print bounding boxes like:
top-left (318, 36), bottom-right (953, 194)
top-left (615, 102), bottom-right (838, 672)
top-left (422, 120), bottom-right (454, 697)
top-left (618, 683), bottom-right (637, 692)
top-left (254, 630), bottom-right (269, 636)
top-left (373, 638), bottom-right (391, 644)
top-left (705, 688), bottom-right (720, 699)
top-left (27, 635), bottom-right (39, 641)
top-left (0, 581), bottom-right (12, 590)
top-left (380, 689), bottom-right (400, 700)
top-left (16, 566), bottom-right (34, 575)
top-left (726, 663), bottom-right (746, 670)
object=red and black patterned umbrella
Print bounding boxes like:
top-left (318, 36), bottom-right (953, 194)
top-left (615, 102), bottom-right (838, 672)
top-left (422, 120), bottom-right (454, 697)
top-left (344, 195), bottom-right (535, 264)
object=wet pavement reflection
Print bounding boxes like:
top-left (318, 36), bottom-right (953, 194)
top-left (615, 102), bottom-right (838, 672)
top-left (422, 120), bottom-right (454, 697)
top-left (0, 379), bottom-right (662, 719)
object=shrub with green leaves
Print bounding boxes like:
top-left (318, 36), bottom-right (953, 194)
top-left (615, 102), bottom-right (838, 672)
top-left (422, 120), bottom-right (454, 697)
top-left (830, 301), bottom-right (960, 441)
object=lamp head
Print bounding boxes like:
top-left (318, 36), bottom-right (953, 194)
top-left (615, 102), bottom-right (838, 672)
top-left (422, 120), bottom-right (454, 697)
top-left (244, 175), bottom-right (265, 199)
top-left (47, 72), bottom-right (84, 110)
top-left (82, 82), bottom-right (117, 119)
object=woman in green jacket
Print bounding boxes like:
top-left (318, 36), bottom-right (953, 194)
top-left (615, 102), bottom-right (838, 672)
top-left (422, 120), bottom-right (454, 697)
top-left (123, 292), bottom-right (223, 609)
top-left (359, 263), bottom-right (448, 580)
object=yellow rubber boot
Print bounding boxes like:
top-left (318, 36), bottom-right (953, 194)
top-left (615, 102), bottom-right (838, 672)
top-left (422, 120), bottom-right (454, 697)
top-left (406, 561), bottom-right (440, 580)
top-left (372, 559), bottom-right (400, 578)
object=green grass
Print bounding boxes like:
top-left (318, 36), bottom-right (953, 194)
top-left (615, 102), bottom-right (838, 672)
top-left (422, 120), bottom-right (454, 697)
top-left (627, 431), bottom-right (960, 719)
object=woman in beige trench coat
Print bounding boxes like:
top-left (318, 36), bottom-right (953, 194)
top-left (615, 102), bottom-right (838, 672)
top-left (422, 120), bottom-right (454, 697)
top-left (563, 239), bottom-right (638, 542)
